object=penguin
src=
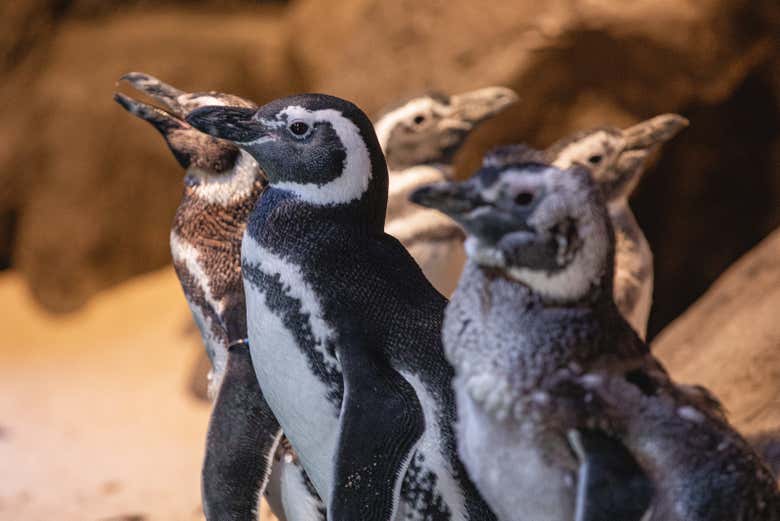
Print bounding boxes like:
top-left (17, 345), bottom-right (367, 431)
top-left (114, 74), bottom-right (324, 521)
top-left (410, 150), bottom-right (779, 521)
top-left (543, 114), bottom-right (689, 339)
top-left (376, 88), bottom-right (518, 296)
top-left (186, 93), bottom-right (496, 521)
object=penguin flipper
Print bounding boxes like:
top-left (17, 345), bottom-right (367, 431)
top-left (330, 317), bottom-right (425, 521)
top-left (202, 344), bottom-right (282, 521)
top-left (568, 429), bottom-right (654, 521)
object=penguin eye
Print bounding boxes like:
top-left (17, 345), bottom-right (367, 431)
top-left (588, 154), bottom-right (603, 164)
top-left (289, 121), bottom-right (310, 137)
top-left (514, 192), bottom-right (534, 206)
top-left (412, 114), bottom-right (426, 125)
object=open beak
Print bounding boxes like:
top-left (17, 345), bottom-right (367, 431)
top-left (186, 106), bottom-right (267, 144)
top-left (409, 181), bottom-right (482, 215)
top-left (118, 72), bottom-right (186, 117)
top-left (623, 113), bottom-right (689, 150)
top-left (443, 86), bottom-right (519, 130)
top-left (113, 91), bottom-right (186, 135)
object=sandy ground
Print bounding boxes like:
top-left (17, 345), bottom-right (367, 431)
top-left (0, 268), bottom-right (273, 521)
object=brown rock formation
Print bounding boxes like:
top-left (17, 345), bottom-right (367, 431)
top-left (655, 227), bottom-right (780, 437)
top-left (0, 0), bottom-right (777, 325)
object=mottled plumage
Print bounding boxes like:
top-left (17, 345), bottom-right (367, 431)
top-left (411, 156), bottom-right (778, 521)
top-left (115, 73), bottom-right (322, 521)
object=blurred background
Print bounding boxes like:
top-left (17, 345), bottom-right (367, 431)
top-left (0, 1), bottom-right (778, 520)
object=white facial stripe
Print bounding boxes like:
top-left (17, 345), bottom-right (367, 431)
top-left (374, 98), bottom-right (437, 151)
top-left (272, 107), bottom-right (373, 206)
top-left (242, 135), bottom-right (276, 146)
top-left (258, 117), bottom-right (286, 129)
top-left (187, 150), bottom-right (260, 205)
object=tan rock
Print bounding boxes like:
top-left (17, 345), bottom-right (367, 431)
top-left (655, 227), bottom-right (780, 437)
top-left (3, 7), bottom-right (296, 311)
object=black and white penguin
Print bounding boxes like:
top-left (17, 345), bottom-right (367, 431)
top-left (543, 114), bottom-right (688, 339)
top-left (114, 74), bottom-right (324, 521)
top-left (377, 88), bottom-right (518, 296)
top-left (411, 151), bottom-right (779, 521)
top-left (186, 94), bottom-right (496, 521)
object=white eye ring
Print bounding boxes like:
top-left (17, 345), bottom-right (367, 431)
top-left (288, 120), bottom-right (311, 138)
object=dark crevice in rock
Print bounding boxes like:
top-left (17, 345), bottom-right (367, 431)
top-left (635, 64), bottom-right (780, 339)
top-left (0, 209), bottom-right (17, 270)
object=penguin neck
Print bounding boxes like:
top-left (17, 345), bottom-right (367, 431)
top-left (182, 150), bottom-right (263, 207)
top-left (246, 184), bottom-right (386, 250)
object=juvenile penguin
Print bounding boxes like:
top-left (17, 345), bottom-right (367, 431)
top-left (114, 74), bottom-right (324, 521)
top-left (544, 114), bottom-right (688, 339)
top-left (411, 151), bottom-right (779, 521)
top-left (187, 94), bottom-right (496, 521)
top-left (376, 88), bottom-right (518, 296)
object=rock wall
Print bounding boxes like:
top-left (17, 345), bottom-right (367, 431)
top-left (0, 0), bottom-right (777, 330)
top-left (655, 227), bottom-right (780, 437)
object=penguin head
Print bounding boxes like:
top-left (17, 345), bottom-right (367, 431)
top-left (411, 146), bottom-right (613, 303)
top-left (114, 73), bottom-right (262, 177)
top-left (375, 87), bottom-right (518, 173)
top-left (186, 93), bottom-right (388, 227)
top-left (546, 114), bottom-right (688, 201)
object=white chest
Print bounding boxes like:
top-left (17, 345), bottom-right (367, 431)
top-left (242, 235), bottom-right (343, 502)
top-left (455, 384), bottom-right (577, 521)
top-left (244, 280), bottom-right (341, 503)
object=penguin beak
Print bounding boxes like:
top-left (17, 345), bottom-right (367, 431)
top-left (118, 72), bottom-right (186, 117)
top-left (443, 86), bottom-right (518, 130)
top-left (113, 92), bottom-right (186, 135)
top-left (115, 89), bottom-right (245, 173)
top-left (409, 181), bottom-right (482, 216)
top-left (186, 106), bottom-right (268, 145)
top-left (623, 113), bottom-right (689, 150)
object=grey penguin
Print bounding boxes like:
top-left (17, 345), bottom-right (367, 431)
top-left (375, 88), bottom-right (518, 296)
top-left (410, 150), bottom-right (779, 521)
top-left (544, 114), bottom-right (689, 339)
top-left (114, 73), bottom-right (324, 521)
top-left (186, 93), bottom-right (496, 521)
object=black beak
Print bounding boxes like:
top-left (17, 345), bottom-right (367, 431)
top-left (409, 181), bottom-right (481, 215)
top-left (113, 92), bottom-right (185, 135)
top-left (119, 72), bottom-right (186, 116)
top-left (186, 106), bottom-right (267, 144)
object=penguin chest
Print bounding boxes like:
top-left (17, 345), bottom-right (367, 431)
top-left (170, 232), bottom-right (229, 396)
top-left (455, 385), bottom-right (577, 521)
top-left (242, 239), bottom-right (344, 501)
